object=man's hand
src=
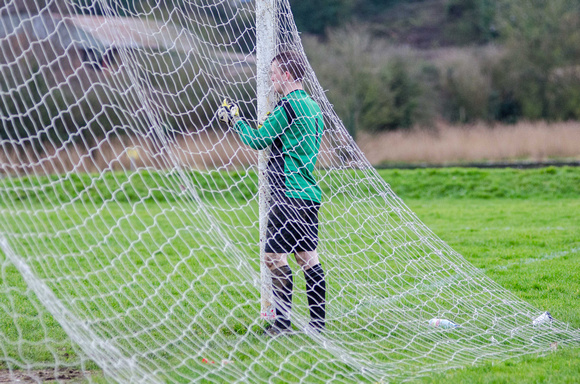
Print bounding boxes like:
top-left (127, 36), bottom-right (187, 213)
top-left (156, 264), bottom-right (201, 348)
top-left (257, 111), bottom-right (271, 129)
top-left (216, 98), bottom-right (240, 126)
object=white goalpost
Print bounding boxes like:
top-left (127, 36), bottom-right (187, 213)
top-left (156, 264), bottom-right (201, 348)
top-left (0, 0), bottom-right (579, 383)
top-left (255, 0), bottom-right (276, 321)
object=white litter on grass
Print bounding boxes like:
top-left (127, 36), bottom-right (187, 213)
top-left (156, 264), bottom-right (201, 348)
top-left (532, 312), bottom-right (553, 327)
top-left (428, 318), bottom-right (460, 329)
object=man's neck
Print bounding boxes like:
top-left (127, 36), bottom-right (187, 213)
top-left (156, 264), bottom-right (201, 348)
top-left (283, 82), bottom-right (303, 96)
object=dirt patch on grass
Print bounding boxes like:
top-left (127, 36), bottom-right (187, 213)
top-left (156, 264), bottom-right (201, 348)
top-left (0, 369), bottom-right (90, 383)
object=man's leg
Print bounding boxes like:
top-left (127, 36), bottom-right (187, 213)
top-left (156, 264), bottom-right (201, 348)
top-left (296, 250), bottom-right (326, 331)
top-left (265, 253), bottom-right (293, 330)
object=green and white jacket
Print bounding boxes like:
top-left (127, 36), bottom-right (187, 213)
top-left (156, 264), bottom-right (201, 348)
top-left (233, 89), bottom-right (324, 204)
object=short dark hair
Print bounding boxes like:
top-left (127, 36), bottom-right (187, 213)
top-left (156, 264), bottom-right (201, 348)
top-left (272, 50), bottom-right (307, 82)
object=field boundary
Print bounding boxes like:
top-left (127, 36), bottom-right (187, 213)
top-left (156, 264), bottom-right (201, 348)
top-left (375, 160), bottom-right (580, 170)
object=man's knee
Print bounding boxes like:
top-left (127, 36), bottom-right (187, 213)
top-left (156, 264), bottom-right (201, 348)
top-left (265, 253), bottom-right (288, 270)
top-left (295, 250), bottom-right (319, 270)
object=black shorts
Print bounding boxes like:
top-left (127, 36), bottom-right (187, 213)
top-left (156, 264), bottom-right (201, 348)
top-left (265, 197), bottom-right (320, 254)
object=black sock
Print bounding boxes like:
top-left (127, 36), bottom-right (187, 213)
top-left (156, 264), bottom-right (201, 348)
top-left (271, 265), bottom-right (293, 329)
top-left (304, 264), bottom-right (326, 330)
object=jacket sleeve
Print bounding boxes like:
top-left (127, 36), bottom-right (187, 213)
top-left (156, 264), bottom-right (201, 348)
top-left (232, 103), bottom-right (288, 150)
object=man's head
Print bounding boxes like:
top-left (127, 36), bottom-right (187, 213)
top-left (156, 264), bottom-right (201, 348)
top-left (270, 50), bottom-right (307, 95)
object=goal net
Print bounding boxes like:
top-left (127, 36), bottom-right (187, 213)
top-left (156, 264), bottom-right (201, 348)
top-left (0, 0), bottom-right (578, 383)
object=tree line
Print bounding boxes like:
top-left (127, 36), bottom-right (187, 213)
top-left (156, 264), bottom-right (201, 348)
top-left (2, 0), bottom-right (579, 151)
top-left (301, 0), bottom-right (580, 134)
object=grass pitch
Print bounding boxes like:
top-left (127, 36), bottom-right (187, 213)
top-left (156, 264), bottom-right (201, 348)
top-left (0, 168), bottom-right (579, 383)
top-left (409, 198), bottom-right (580, 383)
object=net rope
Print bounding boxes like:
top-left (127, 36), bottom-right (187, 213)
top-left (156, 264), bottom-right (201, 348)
top-left (0, 0), bottom-right (578, 383)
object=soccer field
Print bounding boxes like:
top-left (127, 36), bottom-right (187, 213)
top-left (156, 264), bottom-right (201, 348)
top-left (0, 168), bottom-right (579, 383)
top-left (409, 197), bottom-right (580, 383)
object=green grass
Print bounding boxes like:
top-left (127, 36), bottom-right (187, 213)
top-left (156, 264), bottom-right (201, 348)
top-left (382, 166), bottom-right (580, 199)
top-left (408, 198), bottom-right (580, 322)
top-left (407, 198), bottom-right (580, 383)
top-left (0, 168), bottom-right (579, 383)
top-left (2, 167), bottom-right (579, 204)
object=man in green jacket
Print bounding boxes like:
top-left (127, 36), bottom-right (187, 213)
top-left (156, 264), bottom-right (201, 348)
top-left (216, 50), bottom-right (326, 336)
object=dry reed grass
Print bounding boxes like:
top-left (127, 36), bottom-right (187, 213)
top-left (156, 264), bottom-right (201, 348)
top-left (357, 121), bottom-right (580, 166)
top-left (2, 121), bottom-right (579, 177)
top-left (0, 131), bottom-right (256, 177)
top-left (0, 130), bottom-right (343, 177)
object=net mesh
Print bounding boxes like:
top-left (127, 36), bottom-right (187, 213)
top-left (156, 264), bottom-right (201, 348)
top-left (0, 0), bottom-right (578, 383)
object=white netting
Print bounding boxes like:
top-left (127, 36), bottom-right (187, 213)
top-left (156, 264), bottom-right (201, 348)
top-left (0, 0), bottom-right (578, 383)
